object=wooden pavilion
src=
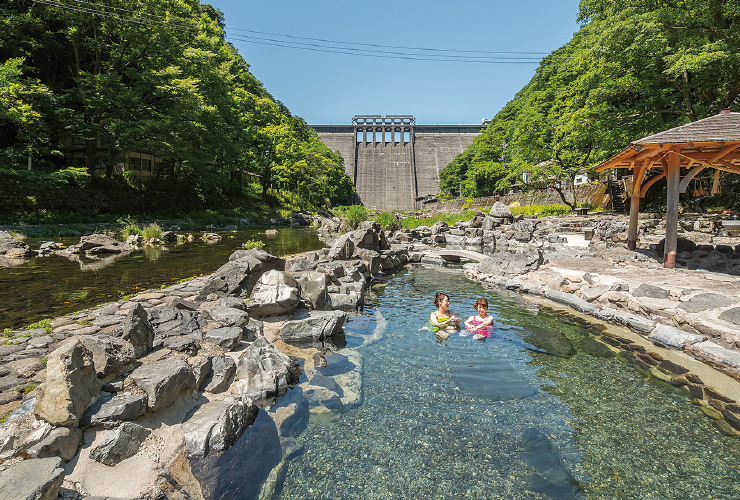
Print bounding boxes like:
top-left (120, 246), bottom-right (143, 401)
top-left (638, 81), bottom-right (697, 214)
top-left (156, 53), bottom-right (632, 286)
top-left (593, 109), bottom-right (740, 268)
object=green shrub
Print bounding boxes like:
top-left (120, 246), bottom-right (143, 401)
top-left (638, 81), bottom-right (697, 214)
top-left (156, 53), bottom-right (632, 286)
top-left (118, 216), bottom-right (141, 238)
top-left (241, 239), bottom-right (265, 250)
top-left (141, 222), bottom-right (163, 240)
top-left (375, 212), bottom-right (400, 232)
top-left (343, 205), bottom-right (368, 230)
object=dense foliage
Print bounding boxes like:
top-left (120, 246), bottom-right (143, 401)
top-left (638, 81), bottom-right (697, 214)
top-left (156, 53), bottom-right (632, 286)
top-left (442, 0), bottom-right (740, 208)
top-left (0, 0), bottom-right (354, 217)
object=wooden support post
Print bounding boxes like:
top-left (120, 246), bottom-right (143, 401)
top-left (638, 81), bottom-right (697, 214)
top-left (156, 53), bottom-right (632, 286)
top-left (627, 161), bottom-right (645, 251)
top-left (711, 169), bottom-right (721, 194)
top-left (663, 147), bottom-right (681, 268)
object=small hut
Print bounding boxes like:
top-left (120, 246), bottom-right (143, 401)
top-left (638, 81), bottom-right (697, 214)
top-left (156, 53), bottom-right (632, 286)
top-left (594, 109), bottom-right (740, 268)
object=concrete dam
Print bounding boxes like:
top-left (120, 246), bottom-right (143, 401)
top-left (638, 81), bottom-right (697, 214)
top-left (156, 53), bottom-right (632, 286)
top-left (313, 115), bottom-right (484, 210)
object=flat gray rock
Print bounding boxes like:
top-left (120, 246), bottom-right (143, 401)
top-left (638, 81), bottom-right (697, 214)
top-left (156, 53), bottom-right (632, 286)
top-left (147, 305), bottom-right (206, 340)
top-left (719, 307), bottom-right (740, 326)
top-left (204, 305), bottom-right (249, 328)
top-left (688, 341), bottom-right (740, 372)
top-left (612, 311), bottom-right (655, 333)
top-left (648, 324), bottom-right (706, 350)
top-left (89, 422), bottom-right (151, 466)
top-left (279, 310), bottom-right (347, 344)
top-left (678, 293), bottom-right (734, 313)
top-left (26, 426), bottom-right (83, 462)
top-left (479, 248), bottom-right (543, 277)
top-left (163, 336), bottom-right (200, 355)
top-left (544, 289), bottom-right (599, 314)
top-left (88, 393), bottom-right (148, 428)
top-left (0, 457), bottom-right (64, 500)
top-left (580, 286), bottom-right (610, 302)
top-left (204, 327), bottom-right (242, 351)
top-left (632, 283), bottom-right (669, 299)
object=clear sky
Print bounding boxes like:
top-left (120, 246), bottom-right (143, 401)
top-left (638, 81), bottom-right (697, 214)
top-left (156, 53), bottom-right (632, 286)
top-left (208, 1), bottom-right (581, 125)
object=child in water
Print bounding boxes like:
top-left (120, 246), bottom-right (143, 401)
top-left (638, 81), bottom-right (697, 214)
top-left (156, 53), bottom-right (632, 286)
top-left (429, 291), bottom-right (461, 338)
top-left (464, 298), bottom-right (495, 340)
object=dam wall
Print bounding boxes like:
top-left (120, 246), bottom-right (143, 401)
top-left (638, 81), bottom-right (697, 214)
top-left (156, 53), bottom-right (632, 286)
top-left (313, 116), bottom-right (483, 210)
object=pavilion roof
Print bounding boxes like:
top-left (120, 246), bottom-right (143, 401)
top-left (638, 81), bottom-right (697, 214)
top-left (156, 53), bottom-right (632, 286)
top-left (594, 110), bottom-right (740, 174)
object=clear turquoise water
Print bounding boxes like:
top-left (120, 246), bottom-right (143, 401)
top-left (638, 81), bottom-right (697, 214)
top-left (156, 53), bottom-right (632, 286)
top-left (270, 266), bottom-right (740, 500)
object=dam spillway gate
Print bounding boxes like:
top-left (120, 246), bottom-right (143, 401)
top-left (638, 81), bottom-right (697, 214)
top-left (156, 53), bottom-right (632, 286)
top-left (313, 115), bottom-right (484, 211)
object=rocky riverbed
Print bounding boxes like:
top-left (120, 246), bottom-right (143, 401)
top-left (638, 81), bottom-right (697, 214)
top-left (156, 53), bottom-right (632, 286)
top-left (1, 206), bottom-right (740, 499)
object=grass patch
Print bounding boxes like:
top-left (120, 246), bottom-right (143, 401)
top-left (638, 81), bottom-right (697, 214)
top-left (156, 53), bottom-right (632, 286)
top-left (27, 318), bottom-right (53, 334)
top-left (509, 203), bottom-right (572, 217)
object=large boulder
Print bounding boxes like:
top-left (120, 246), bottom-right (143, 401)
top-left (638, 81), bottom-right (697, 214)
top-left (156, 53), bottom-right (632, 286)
top-left (121, 303), bottom-right (155, 358)
top-left (327, 233), bottom-right (355, 260)
top-left (490, 201), bottom-right (512, 218)
top-left (279, 310), bottom-right (347, 345)
top-left (196, 248), bottom-right (285, 300)
top-left (89, 422), bottom-right (151, 466)
top-left (357, 249), bottom-right (381, 275)
top-left (247, 270), bottom-right (300, 317)
top-left (0, 239), bottom-right (36, 259)
top-left (62, 234), bottom-right (131, 256)
top-left (81, 334), bottom-right (136, 381)
top-left (182, 397), bottom-right (259, 458)
top-left (34, 339), bottom-right (101, 426)
top-left (478, 248), bottom-right (543, 277)
top-left (0, 457), bottom-right (65, 500)
top-left (511, 219), bottom-right (539, 242)
top-left (129, 357), bottom-right (195, 412)
top-left (296, 271), bottom-right (329, 310)
top-left (235, 337), bottom-right (295, 402)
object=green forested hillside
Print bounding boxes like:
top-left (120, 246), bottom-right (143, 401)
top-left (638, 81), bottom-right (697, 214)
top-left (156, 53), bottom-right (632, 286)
top-left (442, 0), bottom-right (740, 207)
top-left (0, 0), bottom-right (354, 221)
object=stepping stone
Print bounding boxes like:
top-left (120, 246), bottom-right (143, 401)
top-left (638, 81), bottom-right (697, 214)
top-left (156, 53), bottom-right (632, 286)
top-left (678, 293), bottom-right (734, 313)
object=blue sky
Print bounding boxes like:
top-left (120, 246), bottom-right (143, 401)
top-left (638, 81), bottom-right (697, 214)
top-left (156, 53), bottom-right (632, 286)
top-left (209, 1), bottom-right (581, 125)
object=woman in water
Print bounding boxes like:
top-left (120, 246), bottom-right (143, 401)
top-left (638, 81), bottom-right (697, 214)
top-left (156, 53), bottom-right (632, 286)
top-left (430, 292), bottom-right (461, 338)
top-left (464, 297), bottom-right (495, 339)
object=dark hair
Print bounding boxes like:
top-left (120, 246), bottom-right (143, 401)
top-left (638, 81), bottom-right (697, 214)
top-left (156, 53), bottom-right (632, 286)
top-left (474, 298), bottom-right (488, 309)
top-left (434, 292), bottom-right (449, 308)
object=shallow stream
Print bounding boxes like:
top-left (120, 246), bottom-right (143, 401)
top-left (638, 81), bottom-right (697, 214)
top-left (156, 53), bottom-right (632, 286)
top-left (200, 265), bottom-right (740, 500)
top-left (0, 227), bottom-right (324, 330)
